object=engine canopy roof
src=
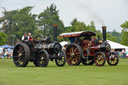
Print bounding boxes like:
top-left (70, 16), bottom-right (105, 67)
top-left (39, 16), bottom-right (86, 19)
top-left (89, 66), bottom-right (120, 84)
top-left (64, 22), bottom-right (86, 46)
top-left (59, 31), bottom-right (96, 38)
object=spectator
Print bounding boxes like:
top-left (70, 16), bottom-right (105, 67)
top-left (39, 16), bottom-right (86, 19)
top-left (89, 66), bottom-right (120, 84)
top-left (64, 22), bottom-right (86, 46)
top-left (120, 49), bottom-right (126, 58)
top-left (7, 48), bottom-right (12, 59)
top-left (1, 48), bottom-right (5, 58)
top-left (126, 51), bottom-right (128, 58)
top-left (2, 48), bottom-right (8, 58)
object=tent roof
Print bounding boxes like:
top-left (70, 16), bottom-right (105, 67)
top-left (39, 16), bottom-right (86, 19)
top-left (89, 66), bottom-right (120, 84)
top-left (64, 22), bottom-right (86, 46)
top-left (108, 40), bottom-right (128, 49)
top-left (0, 45), bottom-right (14, 48)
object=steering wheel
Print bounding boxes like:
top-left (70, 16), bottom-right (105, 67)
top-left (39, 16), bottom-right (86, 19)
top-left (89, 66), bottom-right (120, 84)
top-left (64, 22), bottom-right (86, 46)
top-left (35, 35), bottom-right (44, 40)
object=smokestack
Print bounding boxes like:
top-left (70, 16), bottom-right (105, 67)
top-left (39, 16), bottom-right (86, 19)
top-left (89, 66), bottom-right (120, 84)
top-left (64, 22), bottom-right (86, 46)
top-left (53, 24), bottom-right (57, 41)
top-left (102, 26), bottom-right (106, 41)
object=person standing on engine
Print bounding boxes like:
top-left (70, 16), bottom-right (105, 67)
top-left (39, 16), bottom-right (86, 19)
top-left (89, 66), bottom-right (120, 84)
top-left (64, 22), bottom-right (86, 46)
top-left (22, 32), bottom-right (28, 41)
top-left (28, 32), bottom-right (33, 40)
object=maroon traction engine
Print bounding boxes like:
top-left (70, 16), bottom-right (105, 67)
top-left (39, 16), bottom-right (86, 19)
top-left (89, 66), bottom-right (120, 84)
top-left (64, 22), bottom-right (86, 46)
top-left (59, 26), bottom-right (119, 66)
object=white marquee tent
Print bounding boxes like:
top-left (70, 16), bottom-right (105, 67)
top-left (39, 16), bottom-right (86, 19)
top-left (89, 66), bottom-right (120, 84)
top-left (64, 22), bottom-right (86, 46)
top-left (107, 40), bottom-right (128, 50)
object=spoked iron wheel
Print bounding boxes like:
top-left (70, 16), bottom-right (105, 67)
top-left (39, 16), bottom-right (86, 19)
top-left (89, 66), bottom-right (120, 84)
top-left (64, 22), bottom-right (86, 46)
top-left (55, 51), bottom-right (66, 67)
top-left (65, 44), bottom-right (82, 65)
top-left (107, 52), bottom-right (119, 66)
top-left (13, 43), bottom-right (30, 67)
top-left (81, 57), bottom-right (94, 65)
top-left (35, 50), bottom-right (49, 67)
top-left (94, 52), bottom-right (106, 66)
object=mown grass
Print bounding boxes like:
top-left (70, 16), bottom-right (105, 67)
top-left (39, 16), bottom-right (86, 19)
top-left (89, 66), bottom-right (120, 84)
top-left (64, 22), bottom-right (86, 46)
top-left (0, 59), bottom-right (128, 85)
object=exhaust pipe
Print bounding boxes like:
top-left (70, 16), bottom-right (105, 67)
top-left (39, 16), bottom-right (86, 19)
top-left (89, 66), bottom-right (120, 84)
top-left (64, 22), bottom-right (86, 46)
top-left (102, 26), bottom-right (106, 41)
top-left (53, 24), bottom-right (57, 41)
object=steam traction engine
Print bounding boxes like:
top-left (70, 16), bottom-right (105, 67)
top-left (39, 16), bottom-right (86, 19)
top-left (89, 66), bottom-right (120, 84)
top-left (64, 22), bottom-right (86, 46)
top-left (59, 26), bottom-right (119, 66)
top-left (13, 25), bottom-right (66, 67)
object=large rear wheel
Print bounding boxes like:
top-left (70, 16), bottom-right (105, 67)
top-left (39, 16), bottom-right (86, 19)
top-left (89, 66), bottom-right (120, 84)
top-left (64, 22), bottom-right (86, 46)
top-left (65, 44), bottom-right (82, 65)
top-left (107, 52), bottom-right (119, 66)
top-left (13, 43), bottom-right (30, 67)
top-left (94, 52), bottom-right (106, 66)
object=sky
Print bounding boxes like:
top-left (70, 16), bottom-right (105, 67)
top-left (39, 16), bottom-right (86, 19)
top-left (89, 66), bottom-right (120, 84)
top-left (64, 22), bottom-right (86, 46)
top-left (0, 0), bottom-right (128, 32)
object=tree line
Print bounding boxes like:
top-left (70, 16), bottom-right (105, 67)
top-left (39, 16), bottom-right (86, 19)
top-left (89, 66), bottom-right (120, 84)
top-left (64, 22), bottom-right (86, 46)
top-left (0, 4), bottom-right (127, 46)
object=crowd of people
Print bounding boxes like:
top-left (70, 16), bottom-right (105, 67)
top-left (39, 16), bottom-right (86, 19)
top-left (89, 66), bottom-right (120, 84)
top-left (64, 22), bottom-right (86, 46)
top-left (0, 48), bottom-right (13, 59)
top-left (0, 32), bottom-right (32, 59)
top-left (115, 49), bottom-right (128, 58)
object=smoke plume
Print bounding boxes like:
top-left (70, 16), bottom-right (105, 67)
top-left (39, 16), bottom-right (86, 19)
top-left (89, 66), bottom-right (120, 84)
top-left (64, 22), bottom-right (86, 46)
top-left (75, 0), bottom-right (105, 25)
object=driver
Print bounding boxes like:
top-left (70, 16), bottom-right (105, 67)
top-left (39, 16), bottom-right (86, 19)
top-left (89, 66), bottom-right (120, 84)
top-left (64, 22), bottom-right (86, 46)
top-left (22, 32), bottom-right (28, 41)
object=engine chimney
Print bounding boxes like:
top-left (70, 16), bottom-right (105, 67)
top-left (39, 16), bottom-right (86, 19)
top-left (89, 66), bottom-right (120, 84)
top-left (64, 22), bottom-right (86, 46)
top-left (102, 26), bottom-right (106, 41)
top-left (53, 24), bottom-right (57, 41)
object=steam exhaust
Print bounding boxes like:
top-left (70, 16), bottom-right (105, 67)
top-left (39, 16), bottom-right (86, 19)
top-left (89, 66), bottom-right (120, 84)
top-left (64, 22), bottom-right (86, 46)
top-left (53, 24), bottom-right (57, 41)
top-left (102, 26), bottom-right (107, 41)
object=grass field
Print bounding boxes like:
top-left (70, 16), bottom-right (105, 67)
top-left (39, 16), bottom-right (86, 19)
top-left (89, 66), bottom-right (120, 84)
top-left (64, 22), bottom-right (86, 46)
top-left (0, 59), bottom-right (128, 85)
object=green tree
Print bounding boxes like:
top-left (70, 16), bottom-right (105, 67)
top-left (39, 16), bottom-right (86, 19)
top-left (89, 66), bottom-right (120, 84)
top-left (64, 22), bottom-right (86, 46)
top-left (65, 18), bottom-right (96, 32)
top-left (38, 4), bottom-right (64, 40)
top-left (0, 32), bottom-right (7, 45)
top-left (0, 7), bottom-right (40, 44)
top-left (108, 30), bottom-right (121, 43)
top-left (120, 21), bottom-right (128, 46)
top-left (107, 33), bottom-right (117, 42)
top-left (95, 30), bottom-right (117, 42)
